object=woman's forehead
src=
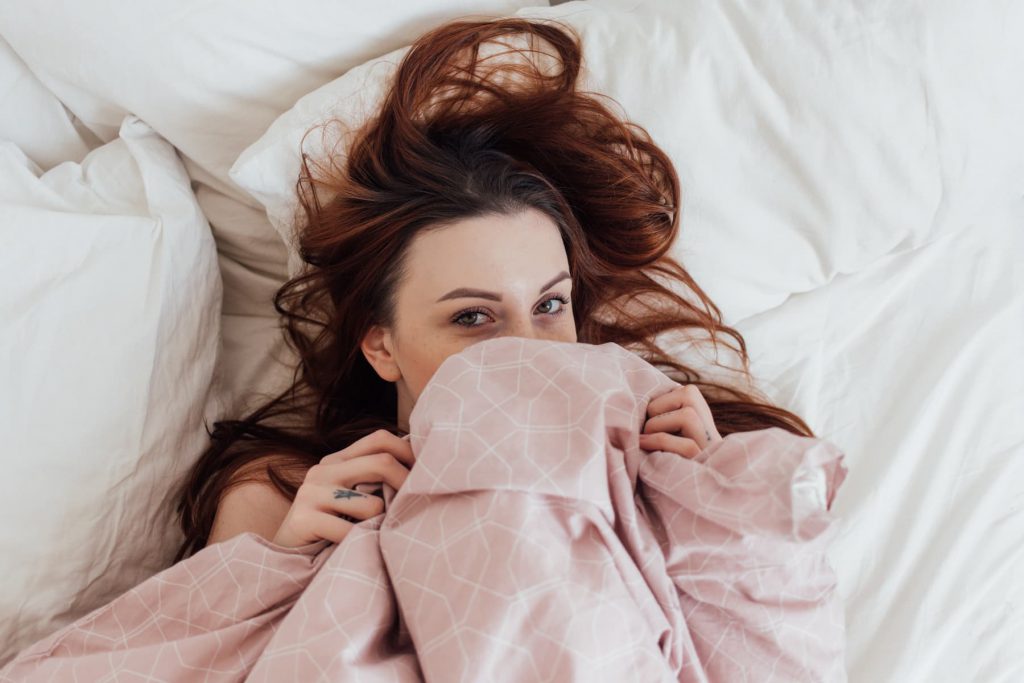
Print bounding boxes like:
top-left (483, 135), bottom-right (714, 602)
top-left (401, 210), bottom-right (570, 295)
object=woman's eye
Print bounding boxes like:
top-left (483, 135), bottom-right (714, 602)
top-left (451, 296), bottom-right (568, 328)
top-left (452, 310), bottom-right (489, 327)
top-left (536, 296), bottom-right (568, 315)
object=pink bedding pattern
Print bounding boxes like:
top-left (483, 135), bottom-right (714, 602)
top-left (1, 337), bottom-right (848, 681)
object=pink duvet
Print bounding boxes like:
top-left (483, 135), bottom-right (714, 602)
top-left (1, 337), bottom-right (848, 682)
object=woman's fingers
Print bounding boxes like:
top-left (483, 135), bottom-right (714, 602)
top-left (637, 431), bottom-right (702, 459)
top-left (645, 384), bottom-right (722, 444)
top-left (647, 403), bottom-right (704, 436)
top-left (305, 452), bottom-right (410, 492)
top-left (297, 430), bottom-right (414, 533)
top-left (308, 428), bottom-right (415, 494)
top-left (288, 482), bottom-right (386, 539)
top-left (326, 486), bottom-right (386, 517)
top-left (642, 405), bottom-right (707, 444)
top-left (647, 385), bottom-right (715, 426)
top-left (641, 384), bottom-right (725, 457)
top-left (273, 431), bottom-right (414, 548)
top-left (272, 502), bottom-right (358, 547)
top-left (320, 429), bottom-right (416, 468)
top-left (307, 510), bottom-right (356, 544)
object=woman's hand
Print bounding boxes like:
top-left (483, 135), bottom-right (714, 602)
top-left (272, 429), bottom-right (414, 548)
top-left (639, 384), bottom-right (723, 459)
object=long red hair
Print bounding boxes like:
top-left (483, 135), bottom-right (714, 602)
top-left (172, 17), bottom-right (814, 563)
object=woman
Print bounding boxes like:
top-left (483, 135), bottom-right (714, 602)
top-left (172, 17), bottom-right (815, 562)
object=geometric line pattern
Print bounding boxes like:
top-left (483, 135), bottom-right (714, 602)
top-left (0, 337), bottom-right (848, 682)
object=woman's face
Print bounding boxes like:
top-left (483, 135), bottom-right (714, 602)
top-left (360, 207), bottom-right (577, 431)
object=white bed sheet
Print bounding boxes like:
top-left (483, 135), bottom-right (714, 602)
top-left (732, 216), bottom-right (1024, 681)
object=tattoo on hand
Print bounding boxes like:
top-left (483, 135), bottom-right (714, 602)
top-left (333, 489), bottom-right (364, 500)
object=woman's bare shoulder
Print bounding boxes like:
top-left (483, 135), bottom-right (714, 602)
top-left (206, 456), bottom-right (306, 547)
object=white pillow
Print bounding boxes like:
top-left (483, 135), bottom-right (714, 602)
top-left (231, 0), bottom-right (1008, 324)
top-left (0, 117), bottom-right (222, 666)
top-left (0, 36), bottom-right (93, 170)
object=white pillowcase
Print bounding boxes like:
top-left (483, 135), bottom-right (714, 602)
top-left (0, 118), bottom-right (222, 666)
top-left (231, 0), bottom-right (1015, 324)
top-left (0, 36), bottom-right (93, 170)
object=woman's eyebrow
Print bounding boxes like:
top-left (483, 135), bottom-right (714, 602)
top-left (435, 270), bottom-right (570, 303)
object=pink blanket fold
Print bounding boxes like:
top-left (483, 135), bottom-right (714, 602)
top-left (1, 337), bottom-right (848, 682)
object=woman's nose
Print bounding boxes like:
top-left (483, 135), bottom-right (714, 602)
top-left (507, 314), bottom-right (567, 342)
top-left (504, 314), bottom-right (538, 340)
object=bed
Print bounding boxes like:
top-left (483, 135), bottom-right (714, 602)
top-left (1, 0), bottom-right (1021, 680)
